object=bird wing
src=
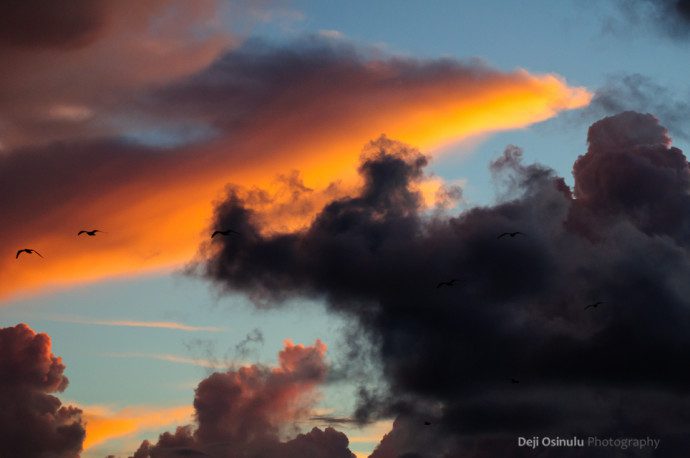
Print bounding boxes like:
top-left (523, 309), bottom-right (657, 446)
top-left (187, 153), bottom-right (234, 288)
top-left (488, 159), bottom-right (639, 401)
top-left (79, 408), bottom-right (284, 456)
top-left (497, 233), bottom-right (508, 238)
top-left (32, 250), bottom-right (43, 258)
top-left (16, 250), bottom-right (22, 258)
top-left (584, 304), bottom-right (593, 310)
top-left (436, 282), bottom-right (444, 288)
top-left (211, 231), bottom-right (220, 238)
top-left (78, 230), bottom-right (86, 235)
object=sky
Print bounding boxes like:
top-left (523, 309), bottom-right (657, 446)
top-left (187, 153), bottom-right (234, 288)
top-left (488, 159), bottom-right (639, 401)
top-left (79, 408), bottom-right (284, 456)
top-left (1, 1), bottom-right (690, 457)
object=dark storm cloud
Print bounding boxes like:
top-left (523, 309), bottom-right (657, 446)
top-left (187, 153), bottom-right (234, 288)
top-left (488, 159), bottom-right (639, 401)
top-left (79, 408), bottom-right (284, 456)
top-left (200, 114), bottom-right (690, 456)
top-left (0, 0), bottom-right (107, 49)
top-left (582, 74), bottom-right (690, 141)
top-left (0, 324), bottom-right (85, 457)
top-left (129, 340), bottom-right (356, 458)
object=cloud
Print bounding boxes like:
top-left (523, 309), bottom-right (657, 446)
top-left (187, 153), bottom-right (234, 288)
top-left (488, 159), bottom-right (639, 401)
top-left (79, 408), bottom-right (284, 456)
top-left (0, 0), bottom-right (235, 150)
top-left (103, 352), bottom-right (221, 369)
top-left (0, 37), bottom-right (590, 299)
top-left (82, 404), bottom-right (193, 451)
top-left (49, 316), bottom-right (223, 332)
top-left (613, 0), bottom-right (690, 40)
top-left (579, 74), bottom-right (690, 141)
top-left (0, 0), bottom-right (107, 49)
top-left (128, 339), bottom-right (358, 458)
top-left (199, 114), bottom-right (690, 456)
top-left (0, 323), bottom-right (85, 457)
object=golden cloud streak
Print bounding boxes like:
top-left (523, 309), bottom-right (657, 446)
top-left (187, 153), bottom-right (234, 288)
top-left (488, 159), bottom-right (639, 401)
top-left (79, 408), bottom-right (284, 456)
top-left (0, 70), bottom-right (590, 299)
top-left (82, 404), bottom-right (194, 450)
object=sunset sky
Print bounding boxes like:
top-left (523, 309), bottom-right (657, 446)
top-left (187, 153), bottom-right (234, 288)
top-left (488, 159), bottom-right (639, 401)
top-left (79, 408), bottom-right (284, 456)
top-left (2, 1), bottom-right (690, 457)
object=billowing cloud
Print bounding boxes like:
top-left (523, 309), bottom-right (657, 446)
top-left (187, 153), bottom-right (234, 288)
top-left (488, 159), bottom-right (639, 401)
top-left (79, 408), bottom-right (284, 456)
top-left (0, 323), bottom-right (85, 457)
top-left (0, 36), bottom-right (590, 299)
top-left (128, 339), bottom-right (357, 458)
top-left (200, 113), bottom-right (690, 456)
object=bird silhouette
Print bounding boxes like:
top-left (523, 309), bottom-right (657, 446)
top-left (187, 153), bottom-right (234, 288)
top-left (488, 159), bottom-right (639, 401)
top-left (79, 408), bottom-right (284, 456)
top-left (78, 229), bottom-right (103, 236)
top-left (211, 229), bottom-right (240, 238)
top-left (16, 248), bottom-right (43, 259)
top-left (511, 378), bottom-right (520, 384)
top-left (497, 232), bottom-right (525, 239)
top-left (436, 278), bottom-right (460, 288)
top-left (584, 301), bottom-right (605, 310)
top-left (424, 421), bottom-right (432, 426)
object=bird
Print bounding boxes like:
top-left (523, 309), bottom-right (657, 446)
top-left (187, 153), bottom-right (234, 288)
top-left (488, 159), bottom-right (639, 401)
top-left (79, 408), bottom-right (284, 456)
top-left (78, 229), bottom-right (103, 236)
top-left (497, 231), bottom-right (525, 239)
top-left (584, 301), bottom-right (605, 310)
top-left (211, 229), bottom-right (240, 238)
top-left (510, 378), bottom-right (520, 384)
top-left (424, 421), bottom-right (432, 426)
top-left (16, 248), bottom-right (43, 259)
top-left (436, 278), bottom-right (460, 288)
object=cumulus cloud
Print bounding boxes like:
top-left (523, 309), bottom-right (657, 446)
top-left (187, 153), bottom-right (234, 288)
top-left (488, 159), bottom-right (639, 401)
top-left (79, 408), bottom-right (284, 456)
top-left (200, 113), bottom-right (690, 456)
top-left (0, 323), bottom-right (85, 457)
top-left (128, 339), bottom-right (356, 458)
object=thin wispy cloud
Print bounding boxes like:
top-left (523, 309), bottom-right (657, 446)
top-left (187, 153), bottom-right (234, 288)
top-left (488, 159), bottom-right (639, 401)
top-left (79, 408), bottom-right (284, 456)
top-left (49, 316), bottom-right (223, 332)
top-left (103, 352), bottom-right (220, 369)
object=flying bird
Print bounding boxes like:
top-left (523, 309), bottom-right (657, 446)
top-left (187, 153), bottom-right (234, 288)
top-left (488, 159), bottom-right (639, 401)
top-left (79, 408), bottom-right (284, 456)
top-left (436, 278), bottom-right (460, 288)
top-left (16, 248), bottom-right (43, 259)
top-left (78, 229), bottom-right (103, 236)
top-left (584, 301), bottom-right (605, 310)
top-left (211, 229), bottom-right (240, 238)
top-left (424, 421), bottom-right (432, 426)
top-left (511, 378), bottom-right (520, 384)
top-left (497, 231), bottom-right (525, 239)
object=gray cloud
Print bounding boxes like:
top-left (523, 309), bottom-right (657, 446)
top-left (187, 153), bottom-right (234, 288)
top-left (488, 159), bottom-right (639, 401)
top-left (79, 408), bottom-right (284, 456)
top-left (614, 0), bottom-right (690, 40)
top-left (581, 74), bottom-right (690, 141)
top-left (199, 114), bottom-right (690, 456)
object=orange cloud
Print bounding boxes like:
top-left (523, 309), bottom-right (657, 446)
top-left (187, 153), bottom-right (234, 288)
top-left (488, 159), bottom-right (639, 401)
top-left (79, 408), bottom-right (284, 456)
top-left (82, 404), bottom-right (194, 451)
top-left (0, 42), bottom-right (591, 299)
top-left (48, 316), bottom-right (223, 332)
